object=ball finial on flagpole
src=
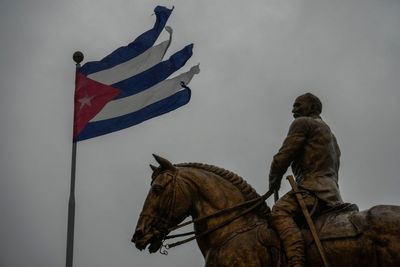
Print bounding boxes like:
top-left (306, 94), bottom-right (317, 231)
top-left (73, 51), bottom-right (84, 64)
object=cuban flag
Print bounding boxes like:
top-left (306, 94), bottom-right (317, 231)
top-left (73, 6), bottom-right (199, 141)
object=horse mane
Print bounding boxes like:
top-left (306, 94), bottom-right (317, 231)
top-left (175, 163), bottom-right (270, 216)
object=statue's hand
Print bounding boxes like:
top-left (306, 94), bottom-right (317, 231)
top-left (269, 175), bottom-right (281, 191)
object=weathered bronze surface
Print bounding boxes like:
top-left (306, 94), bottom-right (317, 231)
top-left (132, 155), bottom-right (400, 267)
top-left (269, 93), bottom-right (343, 266)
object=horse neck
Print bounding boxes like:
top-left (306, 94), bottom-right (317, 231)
top-left (179, 167), bottom-right (265, 251)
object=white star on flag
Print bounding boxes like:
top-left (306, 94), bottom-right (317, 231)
top-left (78, 92), bottom-right (94, 110)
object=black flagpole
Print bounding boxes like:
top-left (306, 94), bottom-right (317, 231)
top-left (66, 51), bottom-right (84, 267)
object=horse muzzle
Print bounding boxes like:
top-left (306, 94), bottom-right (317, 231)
top-left (132, 226), bottom-right (164, 253)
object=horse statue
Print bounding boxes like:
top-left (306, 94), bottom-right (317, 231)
top-left (132, 155), bottom-right (400, 267)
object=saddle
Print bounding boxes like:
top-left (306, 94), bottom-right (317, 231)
top-left (257, 203), bottom-right (362, 265)
top-left (258, 203), bottom-right (400, 267)
top-left (257, 203), bottom-right (362, 245)
top-left (302, 203), bottom-right (361, 245)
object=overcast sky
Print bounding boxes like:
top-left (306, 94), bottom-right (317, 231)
top-left (1, 0), bottom-right (400, 266)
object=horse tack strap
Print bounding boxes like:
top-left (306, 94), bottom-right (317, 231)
top-left (164, 231), bottom-right (195, 240)
top-left (167, 189), bottom-right (275, 233)
top-left (163, 195), bottom-right (270, 249)
top-left (154, 170), bottom-right (179, 233)
top-left (166, 199), bottom-right (260, 232)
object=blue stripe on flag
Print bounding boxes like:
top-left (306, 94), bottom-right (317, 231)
top-left (79, 6), bottom-right (172, 76)
top-left (112, 44), bottom-right (193, 99)
top-left (75, 88), bottom-right (191, 141)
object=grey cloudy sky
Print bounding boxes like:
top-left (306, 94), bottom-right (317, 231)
top-left (1, 0), bottom-right (399, 266)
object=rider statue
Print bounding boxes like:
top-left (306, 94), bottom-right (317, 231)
top-left (268, 93), bottom-right (344, 267)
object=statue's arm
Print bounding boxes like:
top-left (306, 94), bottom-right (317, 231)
top-left (269, 118), bottom-right (308, 190)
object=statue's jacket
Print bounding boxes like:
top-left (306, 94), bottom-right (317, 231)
top-left (270, 115), bottom-right (343, 206)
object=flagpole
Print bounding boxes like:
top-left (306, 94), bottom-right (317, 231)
top-left (66, 51), bottom-right (84, 267)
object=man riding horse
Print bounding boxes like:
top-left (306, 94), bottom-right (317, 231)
top-left (268, 93), bottom-right (344, 267)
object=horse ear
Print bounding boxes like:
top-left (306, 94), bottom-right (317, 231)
top-left (152, 154), bottom-right (176, 171)
top-left (149, 164), bottom-right (158, 172)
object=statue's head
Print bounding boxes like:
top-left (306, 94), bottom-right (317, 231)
top-left (292, 93), bottom-right (322, 118)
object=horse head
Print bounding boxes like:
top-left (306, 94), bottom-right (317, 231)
top-left (132, 155), bottom-right (192, 253)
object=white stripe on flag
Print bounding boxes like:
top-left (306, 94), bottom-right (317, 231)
top-left (88, 27), bottom-right (173, 85)
top-left (90, 64), bottom-right (199, 122)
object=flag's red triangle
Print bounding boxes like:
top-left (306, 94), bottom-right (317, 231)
top-left (74, 73), bottom-right (121, 138)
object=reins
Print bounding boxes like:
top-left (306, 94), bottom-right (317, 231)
top-left (160, 188), bottom-right (274, 253)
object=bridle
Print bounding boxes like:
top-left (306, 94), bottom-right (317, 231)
top-left (146, 169), bottom-right (275, 255)
top-left (138, 171), bottom-right (179, 238)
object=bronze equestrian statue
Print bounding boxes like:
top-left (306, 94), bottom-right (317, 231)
top-left (132, 94), bottom-right (400, 266)
top-left (132, 155), bottom-right (400, 266)
top-left (268, 93), bottom-right (343, 267)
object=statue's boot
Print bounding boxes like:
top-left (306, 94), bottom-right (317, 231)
top-left (272, 212), bottom-right (305, 267)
